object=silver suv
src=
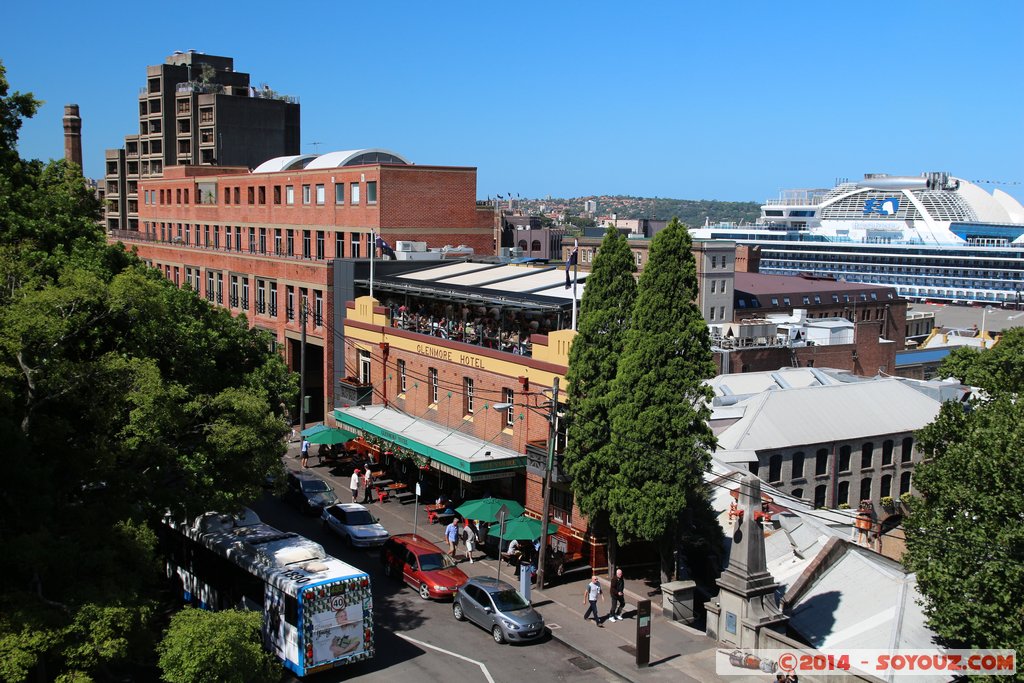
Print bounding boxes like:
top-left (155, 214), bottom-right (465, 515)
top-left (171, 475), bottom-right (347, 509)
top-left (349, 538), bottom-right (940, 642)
top-left (452, 577), bottom-right (545, 644)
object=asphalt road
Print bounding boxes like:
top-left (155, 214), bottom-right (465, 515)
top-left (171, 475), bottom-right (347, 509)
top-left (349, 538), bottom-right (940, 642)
top-left (251, 493), bottom-right (622, 683)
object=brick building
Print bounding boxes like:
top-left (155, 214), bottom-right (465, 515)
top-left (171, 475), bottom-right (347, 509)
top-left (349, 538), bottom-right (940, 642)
top-left (114, 150), bottom-right (494, 422)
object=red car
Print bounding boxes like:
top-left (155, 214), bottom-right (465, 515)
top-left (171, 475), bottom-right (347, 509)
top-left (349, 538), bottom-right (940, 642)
top-left (380, 534), bottom-right (468, 600)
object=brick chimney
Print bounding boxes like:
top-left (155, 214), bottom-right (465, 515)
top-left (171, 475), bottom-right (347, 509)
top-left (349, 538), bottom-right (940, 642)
top-left (63, 104), bottom-right (82, 168)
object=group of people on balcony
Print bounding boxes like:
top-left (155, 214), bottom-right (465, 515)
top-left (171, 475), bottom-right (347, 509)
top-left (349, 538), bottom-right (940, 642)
top-left (384, 300), bottom-right (562, 357)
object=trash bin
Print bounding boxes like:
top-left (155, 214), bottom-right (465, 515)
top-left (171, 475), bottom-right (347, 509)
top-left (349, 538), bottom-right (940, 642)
top-left (519, 563), bottom-right (534, 603)
top-left (660, 580), bottom-right (696, 624)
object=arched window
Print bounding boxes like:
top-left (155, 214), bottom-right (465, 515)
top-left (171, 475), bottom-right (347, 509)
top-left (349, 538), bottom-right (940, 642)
top-left (792, 488), bottom-right (804, 500)
top-left (901, 437), bottom-right (914, 463)
top-left (814, 485), bottom-right (827, 509)
top-left (861, 442), bottom-right (874, 469)
top-left (815, 448), bottom-right (829, 476)
top-left (838, 480), bottom-right (850, 507)
top-left (792, 451), bottom-right (805, 479)
top-left (531, 240), bottom-right (541, 252)
top-left (880, 474), bottom-right (892, 498)
top-left (768, 454), bottom-right (782, 483)
top-left (838, 445), bottom-right (852, 472)
top-left (900, 471), bottom-right (912, 495)
top-left (860, 477), bottom-right (872, 503)
top-left (882, 439), bottom-right (894, 466)
top-left (517, 240), bottom-right (527, 251)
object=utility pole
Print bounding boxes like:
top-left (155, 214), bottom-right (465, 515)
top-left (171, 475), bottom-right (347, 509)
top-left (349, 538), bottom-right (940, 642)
top-left (299, 297), bottom-right (307, 433)
top-left (535, 377), bottom-right (559, 590)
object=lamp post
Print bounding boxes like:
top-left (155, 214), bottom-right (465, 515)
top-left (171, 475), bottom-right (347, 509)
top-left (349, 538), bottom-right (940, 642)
top-left (981, 305), bottom-right (995, 349)
top-left (495, 376), bottom-right (559, 589)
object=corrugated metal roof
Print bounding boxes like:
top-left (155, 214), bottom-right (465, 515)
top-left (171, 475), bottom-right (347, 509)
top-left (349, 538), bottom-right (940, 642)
top-left (716, 380), bottom-right (942, 451)
top-left (395, 262), bottom-right (498, 281)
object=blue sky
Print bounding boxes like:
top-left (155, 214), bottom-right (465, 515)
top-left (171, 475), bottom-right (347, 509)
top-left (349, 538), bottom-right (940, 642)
top-left (5, 1), bottom-right (1023, 204)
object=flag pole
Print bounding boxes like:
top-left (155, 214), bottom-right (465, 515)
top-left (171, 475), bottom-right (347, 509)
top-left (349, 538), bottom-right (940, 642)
top-left (369, 231), bottom-right (375, 301)
top-left (572, 260), bottom-right (578, 330)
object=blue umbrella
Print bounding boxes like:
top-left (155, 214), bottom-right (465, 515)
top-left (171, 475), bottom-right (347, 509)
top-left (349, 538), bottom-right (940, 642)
top-left (300, 424), bottom-right (330, 437)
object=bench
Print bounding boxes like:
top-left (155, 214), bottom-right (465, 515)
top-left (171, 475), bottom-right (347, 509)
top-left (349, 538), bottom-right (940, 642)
top-left (394, 491), bottom-right (416, 505)
top-left (427, 508), bottom-right (457, 524)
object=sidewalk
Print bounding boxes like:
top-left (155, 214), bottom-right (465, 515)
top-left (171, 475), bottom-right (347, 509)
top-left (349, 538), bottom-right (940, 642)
top-left (283, 446), bottom-right (747, 683)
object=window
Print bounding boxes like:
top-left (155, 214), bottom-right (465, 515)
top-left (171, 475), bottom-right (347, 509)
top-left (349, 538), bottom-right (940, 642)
top-left (357, 349), bottom-right (371, 385)
top-left (861, 442), bottom-right (874, 469)
top-left (242, 278), bottom-right (249, 310)
top-left (709, 308), bottom-right (715, 321)
top-left (269, 282), bottom-right (278, 317)
top-left (720, 280), bottom-right (727, 295)
top-left (287, 230), bottom-right (295, 257)
top-left (429, 368), bottom-right (438, 404)
top-left (504, 388), bottom-right (514, 426)
top-left (315, 184), bottom-right (325, 205)
top-left (838, 445), bottom-right (851, 473)
top-left (316, 231), bottom-right (325, 260)
top-left (302, 184), bottom-right (311, 204)
top-left (255, 280), bottom-right (266, 314)
top-left (230, 276), bottom-right (239, 308)
top-left (258, 186), bottom-right (266, 205)
top-left (350, 233), bottom-right (361, 258)
top-left (335, 232), bottom-right (345, 258)
top-left (367, 181), bottom-right (377, 204)
top-left (463, 378), bottom-right (474, 415)
top-left (248, 227), bottom-right (255, 253)
top-left (792, 451), bottom-right (805, 479)
top-left (234, 227), bottom-right (241, 252)
top-left (880, 474), bottom-right (892, 498)
top-left (206, 271), bottom-right (214, 302)
top-left (815, 448), bottom-right (828, 476)
top-left (259, 228), bottom-right (267, 254)
top-left (899, 472), bottom-right (912, 496)
top-left (286, 286), bottom-right (295, 321)
top-left (335, 183), bottom-right (344, 204)
top-left (814, 485), bottom-right (827, 509)
top-left (860, 477), bottom-right (872, 503)
top-left (285, 185), bottom-right (294, 205)
top-left (792, 488), bottom-right (804, 500)
top-left (247, 187), bottom-right (255, 204)
top-left (274, 229), bottom-right (282, 256)
top-left (225, 226), bottom-right (233, 251)
top-left (314, 291), bottom-right (322, 327)
top-left (303, 230), bottom-right (311, 259)
top-left (711, 255), bottom-right (718, 268)
top-left (710, 280), bottom-right (716, 294)
top-left (882, 439), bottom-right (894, 466)
top-left (768, 454), bottom-right (782, 483)
top-left (783, 297), bottom-right (791, 306)
top-left (233, 187), bottom-right (240, 204)
top-left (350, 182), bottom-right (360, 204)
top-left (901, 437), bottom-right (913, 463)
top-left (216, 273), bottom-right (223, 304)
top-left (838, 480), bottom-right (850, 507)
top-left (770, 298), bottom-right (779, 306)
top-left (398, 360), bottom-right (407, 394)
top-left (203, 224), bottom-right (210, 247)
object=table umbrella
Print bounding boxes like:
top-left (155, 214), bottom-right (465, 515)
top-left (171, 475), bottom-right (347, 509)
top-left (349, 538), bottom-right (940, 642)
top-left (306, 428), bottom-right (358, 446)
top-left (487, 514), bottom-right (556, 540)
top-left (300, 424), bottom-right (330, 437)
top-left (455, 497), bottom-right (525, 523)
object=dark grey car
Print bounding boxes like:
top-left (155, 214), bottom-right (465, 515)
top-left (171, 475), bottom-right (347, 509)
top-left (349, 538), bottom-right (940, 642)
top-left (452, 577), bottom-right (545, 644)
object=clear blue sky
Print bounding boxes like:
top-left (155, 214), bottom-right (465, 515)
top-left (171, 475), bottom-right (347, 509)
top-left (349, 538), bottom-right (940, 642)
top-left (5, 1), bottom-right (1023, 204)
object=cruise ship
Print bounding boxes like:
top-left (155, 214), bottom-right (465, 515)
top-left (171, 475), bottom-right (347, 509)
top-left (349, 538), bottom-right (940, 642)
top-left (691, 172), bottom-right (1024, 305)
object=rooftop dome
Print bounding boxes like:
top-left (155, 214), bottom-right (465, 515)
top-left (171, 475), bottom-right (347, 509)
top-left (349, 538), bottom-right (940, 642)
top-left (251, 154), bottom-right (318, 174)
top-left (304, 149), bottom-right (410, 169)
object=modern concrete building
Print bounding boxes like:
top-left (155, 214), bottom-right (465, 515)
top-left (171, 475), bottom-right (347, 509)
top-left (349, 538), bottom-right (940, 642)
top-left (103, 51), bottom-right (300, 233)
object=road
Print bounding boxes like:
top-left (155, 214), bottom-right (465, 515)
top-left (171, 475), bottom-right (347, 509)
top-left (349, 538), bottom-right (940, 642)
top-left (251, 493), bottom-right (622, 683)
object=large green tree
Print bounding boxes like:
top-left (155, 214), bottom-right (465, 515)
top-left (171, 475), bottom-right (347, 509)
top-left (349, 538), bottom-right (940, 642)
top-left (158, 609), bottom-right (279, 683)
top-left (0, 61), bottom-right (295, 681)
top-left (563, 228), bottom-right (637, 569)
top-left (903, 332), bottom-right (1024, 665)
top-left (606, 218), bottom-right (717, 582)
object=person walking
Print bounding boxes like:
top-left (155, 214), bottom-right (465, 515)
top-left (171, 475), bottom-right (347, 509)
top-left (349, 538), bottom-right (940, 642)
top-left (445, 519), bottom-right (461, 560)
top-left (361, 469), bottom-right (374, 504)
top-left (349, 469), bottom-right (361, 503)
top-left (300, 438), bottom-right (311, 468)
top-left (608, 568), bottom-right (625, 621)
top-left (583, 575), bottom-right (604, 627)
top-left (463, 520), bottom-right (478, 563)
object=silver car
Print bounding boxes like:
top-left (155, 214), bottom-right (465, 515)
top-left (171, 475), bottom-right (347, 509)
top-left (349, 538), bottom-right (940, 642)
top-left (320, 503), bottom-right (389, 548)
top-left (452, 577), bottom-right (545, 644)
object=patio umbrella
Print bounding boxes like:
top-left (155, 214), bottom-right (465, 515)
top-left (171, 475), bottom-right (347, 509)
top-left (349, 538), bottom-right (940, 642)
top-left (455, 497), bottom-right (525, 523)
top-left (300, 424), bottom-right (330, 437)
top-left (306, 428), bottom-right (358, 446)
top-left (487, 514), bottom-right (556, 540)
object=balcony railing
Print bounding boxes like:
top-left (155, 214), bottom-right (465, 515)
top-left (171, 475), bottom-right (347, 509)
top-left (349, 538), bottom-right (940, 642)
top-left (337, 378), bottom-right (373, 406)
top-left (525, 440), bottom-right (569, 484)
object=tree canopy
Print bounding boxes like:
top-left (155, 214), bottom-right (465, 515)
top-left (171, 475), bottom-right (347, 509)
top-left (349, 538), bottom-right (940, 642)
top-left (0, 60), bottom-right (295, 681)
top-left (605, 218), bottom-right (717, 580)
top-left (158, 608), bottom-right (279, 683)
top-left (903, 329), bottom-right (1024, 660)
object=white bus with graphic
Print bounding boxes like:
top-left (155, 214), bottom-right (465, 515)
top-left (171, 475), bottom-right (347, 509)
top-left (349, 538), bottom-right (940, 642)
top-left (163, 508), bottom-right (373, 677)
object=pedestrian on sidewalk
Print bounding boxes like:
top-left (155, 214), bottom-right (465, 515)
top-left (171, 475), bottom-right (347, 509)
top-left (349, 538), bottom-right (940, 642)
top-left (361, 469), bottom-right (374, 504)
top-left (583, 575), bottom-right (604, 627)
top-left (463, 520), bottom-right (478, 563)
top-left (300, 438), bottom-right (311, 468)
top-left (445, 519), bottom-right (461, 560)
top-left (608, 568), bottom-right (625, 621)
top-left (350, 469), bottom-right (361, 502)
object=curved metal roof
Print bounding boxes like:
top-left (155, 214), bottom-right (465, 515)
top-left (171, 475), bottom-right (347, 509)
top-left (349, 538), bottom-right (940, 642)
top-left (304, 149), bottom-right (410, 169)
top-left (251, 154), bottom-right (318, 174)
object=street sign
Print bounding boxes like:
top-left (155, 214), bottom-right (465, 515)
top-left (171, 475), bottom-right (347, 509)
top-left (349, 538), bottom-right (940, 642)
top-left (415, 482), bottom-right (421, 497)
top-left (636, 599), bottom-right (651, 668)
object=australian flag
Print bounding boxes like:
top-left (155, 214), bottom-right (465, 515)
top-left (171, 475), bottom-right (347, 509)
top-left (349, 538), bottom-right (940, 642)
top-left (375, 235), bottom-right (397, 260)
top-left (565, 239), bottom-right (578, 289)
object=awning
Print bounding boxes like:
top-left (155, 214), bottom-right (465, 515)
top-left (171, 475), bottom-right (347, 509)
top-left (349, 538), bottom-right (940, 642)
top-left (334, 405), bottom-right (526, 483)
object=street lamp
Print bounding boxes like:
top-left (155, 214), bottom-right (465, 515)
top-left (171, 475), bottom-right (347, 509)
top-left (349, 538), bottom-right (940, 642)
top-left (494, 376), bottom-right (559, 590)
top-left (981, 305), bottom-right (995, 349)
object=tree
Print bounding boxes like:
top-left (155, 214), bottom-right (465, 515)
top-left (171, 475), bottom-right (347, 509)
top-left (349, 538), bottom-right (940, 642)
top-left (903, 332), bottom-right (1024, 663)
top-left (158, 608), bottom-right (278, 683)
top-left (564, 228), bottom-right (637, 571)
top-left (606, 218), bottom-right (717, 582)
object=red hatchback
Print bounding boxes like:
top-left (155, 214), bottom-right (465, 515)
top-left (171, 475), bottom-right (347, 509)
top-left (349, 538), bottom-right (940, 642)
top-left (380, 534), bottom-right (469, 600)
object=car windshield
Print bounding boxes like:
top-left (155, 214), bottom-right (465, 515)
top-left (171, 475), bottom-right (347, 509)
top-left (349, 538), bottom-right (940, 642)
top-left (345, 510), bottom-right (375, 525)
top-left (418, 552), bottom-right (454, 571)
top-left (302, 480), bottom-right (331, 493)
top-left (490, 588), bottom-right (529, 611)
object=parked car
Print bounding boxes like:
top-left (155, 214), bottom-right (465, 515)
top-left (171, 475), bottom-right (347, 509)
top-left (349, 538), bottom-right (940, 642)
top-left (380, 534), bottom-right (468, 600)
top-left (321, 503), bottom-right (389, 548)
top-left (282, 471), bottom-right (338, 515)
top-left (453, 577), bottom-right (546, 644)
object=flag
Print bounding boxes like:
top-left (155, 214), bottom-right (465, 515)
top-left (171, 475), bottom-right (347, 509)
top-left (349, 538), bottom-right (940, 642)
top-left (375, 235), bottom-right (396, 260)
top-left (565, 239), bottom-right (578, 289)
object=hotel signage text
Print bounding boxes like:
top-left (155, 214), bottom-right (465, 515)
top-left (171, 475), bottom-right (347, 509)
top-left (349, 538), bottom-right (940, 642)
top-left (415, 343), bottom-right (486, 369)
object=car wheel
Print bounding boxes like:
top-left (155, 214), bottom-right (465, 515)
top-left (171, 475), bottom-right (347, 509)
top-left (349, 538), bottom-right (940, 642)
top-left (453, 602), bottom-right (465, 621)
top-left (419, 584), bottom-right (432, 600)
top-left (383, 562), bottom-right (393, 578)
top-left (491, 625), bottom-right (506, 644)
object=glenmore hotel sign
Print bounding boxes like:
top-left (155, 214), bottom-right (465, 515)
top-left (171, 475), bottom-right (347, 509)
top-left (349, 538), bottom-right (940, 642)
top-left (415, 342), bottom-right (486, 369)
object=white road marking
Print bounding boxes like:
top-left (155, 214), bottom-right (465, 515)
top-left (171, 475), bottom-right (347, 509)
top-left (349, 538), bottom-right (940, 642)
top-left (394, 632), bottom-right (496, 683)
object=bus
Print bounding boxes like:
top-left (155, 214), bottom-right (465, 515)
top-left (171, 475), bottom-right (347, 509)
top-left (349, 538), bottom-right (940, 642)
top-left (163, 508), bottom-right (374, 677)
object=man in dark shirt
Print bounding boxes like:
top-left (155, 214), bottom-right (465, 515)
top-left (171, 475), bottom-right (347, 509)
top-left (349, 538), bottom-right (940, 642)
top-left (608, 568), bottom-right (625, 621)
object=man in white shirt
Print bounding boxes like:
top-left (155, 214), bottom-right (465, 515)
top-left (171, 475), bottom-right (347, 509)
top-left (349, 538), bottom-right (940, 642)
top-left (350, 469), bottom-right (361, 502)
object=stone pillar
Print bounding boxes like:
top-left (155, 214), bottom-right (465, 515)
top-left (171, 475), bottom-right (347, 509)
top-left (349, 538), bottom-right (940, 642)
top-left (706, 473), bottom-right (788, 648)
top-left (63, 104), bottom-right (82, 168)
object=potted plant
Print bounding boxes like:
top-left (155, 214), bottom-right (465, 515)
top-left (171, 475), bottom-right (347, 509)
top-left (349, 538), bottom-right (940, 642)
top-left (880, 495), bottom-right (895, 511)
